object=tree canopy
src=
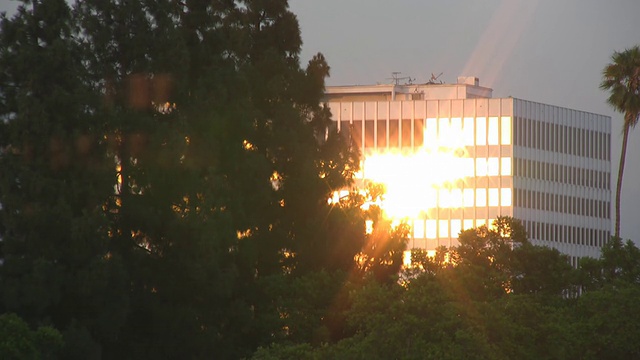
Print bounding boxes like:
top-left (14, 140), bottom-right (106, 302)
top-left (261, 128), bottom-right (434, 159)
top-left (1, 1), bottom-right (639, 359)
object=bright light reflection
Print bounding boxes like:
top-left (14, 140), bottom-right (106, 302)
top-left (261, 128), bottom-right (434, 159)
top-left (362, 126), bottom-right (470, 219)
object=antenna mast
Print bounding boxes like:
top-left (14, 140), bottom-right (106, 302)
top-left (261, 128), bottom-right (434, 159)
top-left (387, 72), bottom-right (414, 85)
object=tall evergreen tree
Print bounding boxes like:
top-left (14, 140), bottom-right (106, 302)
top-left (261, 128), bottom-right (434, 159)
top-left (73, 0), bottom-right (361, 357)
top-left (1, 0), bottom-right (363, 357)
top-left (0, 0), bottom-right (128, 357)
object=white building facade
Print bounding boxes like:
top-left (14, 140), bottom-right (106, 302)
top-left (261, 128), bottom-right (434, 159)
top-left (324, 77), bottom-right (611, 262)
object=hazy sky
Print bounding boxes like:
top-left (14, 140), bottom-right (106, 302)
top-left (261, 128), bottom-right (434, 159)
top-left (290, 0), bottom-right (640, 241)
top-left (1, 1), bottom-right (639, 240)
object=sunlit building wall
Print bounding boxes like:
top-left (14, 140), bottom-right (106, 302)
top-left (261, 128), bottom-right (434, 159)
top-left (324, 77), bottom-right (611, 262)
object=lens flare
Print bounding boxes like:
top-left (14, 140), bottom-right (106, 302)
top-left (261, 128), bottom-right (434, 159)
top-left (362, 128), bottom-right (471, 219)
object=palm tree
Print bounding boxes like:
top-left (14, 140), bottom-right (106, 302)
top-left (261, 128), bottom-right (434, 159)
top-left (600, 46), bottom-right (640, 239)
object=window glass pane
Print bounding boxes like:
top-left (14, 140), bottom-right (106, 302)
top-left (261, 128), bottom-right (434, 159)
top-left (426, 220), bottom-right (437, 239)
top-left (451, 219), bottom-right (462, 239)
top-left (489, 188), bottom-right (499, 206)
top-left (476, 117), bottom-right (486, 145)
top-left (425, 118), bottom-right (437, 147)
top-left (501, 157), bottom-right (512, 176)
top-left (439, 118), bottom-right (450, 144)
top-left (463, 189), bottom-right (474, 207)
top-left (376, 119), bottom-right (387, 149)
top-left (488, 157), bottom-right (499, 176)
top-left (414, 118), bottom-right (424, 149)
top-left (365, 120), bottom-right (375, 149)
top-left (388, 119), bottom-right (399, 148)
top-left (451, 118), bottom-right (462, 144)
top-left (463, 117), bottom-right (474, 145)
top-left (413, 219), bottom-right (425, 238)
top-left (501, 116), bottom-right (512, 145)
top-left (402, 119), bottom-right (412, 150)
top-left (352, 120), bottom-right (363, 148)
top-left (463, 219), bottom-right (474, 231)
top-left (476, 218), bottom-right (486, 228)
top-left (501, 188), bottom-right (512, 206)
top-left (439, 220), bottom-right (449, 238)
top-left (463, 158), bottom-right (475, 176)
top-left (341, 120), bottom-right (351, 140)
top-left (476, 158), bottom-right (487, 176)
top-left (488, 117), bottom-right (499, 145)
top-left (476, 188), bottom-right (487, 206)
top-left (450, 189), bottom-right (463, 208)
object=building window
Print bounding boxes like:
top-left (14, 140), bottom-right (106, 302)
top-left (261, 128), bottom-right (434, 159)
top-left (439, 118), bottom-right (450, 139)
top-left (501, 157), bottom-right (512, 176)
top-left (463, 219), bottom-right (474, 232)
top-left (463, 188), bottom-right (474, 207)
top-left (389, 119), bottom-right (399, 148)
top-left (377, 119), bottom-right (387, 149)
top-left (476, 158), bottom-right (487, 176)
top-left (501, 188), bottom-right (512, 206)
top-left (463, 117), bottom-right (474, 145)
top-left (451, 189), bottom-right (463, 208)
top-left (488, 117), bottom-right (499, 145)
top-left (414, 219), bottom-right (425, 239)
top-left (414, 118), bottom-right (424, 148)
top-left (425, 118), bottom-right (437, 146)
top-left (501, 116), bottom-right (512, 145)
top-left (487, 157), bottom-right (499, 176)
top-left (401, 119), bottom-right (412, 149)
top-left (365, 120), bottom-right (375, 149)
top-left (352, 120), bottom-right (363, 148)
top-left (451, 117), bottom-right (462, 138)
top-left (451, 219), bottom-right (462, 239)
top-left (476, 117), bottom-right (487, 145)
top-left (439, 220), bottom-right (449, 238)
top-left (489, 188), bottom-right (499, 207)
top-left (476, 188), bottom-right (487, 207)
top-left (426, 220), bottom-right (437, 239)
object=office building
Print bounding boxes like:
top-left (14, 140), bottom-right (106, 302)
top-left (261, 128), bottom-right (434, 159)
top-left (324, 77), bottom-right (611, 262)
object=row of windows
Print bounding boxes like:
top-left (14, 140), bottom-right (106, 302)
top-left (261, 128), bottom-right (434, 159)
top-left (411, 218), bottom-right (497, 239)
top-left (513, 117), bottom-right (610, 161)
top-left (407, 217), bottom-right (609, 249)
top-left (361, 156), bottom-right (512, 178)
top-left (430, 187), bottom-right (512, 208)
top-left (514, 188), bottom-right (610, 219)
top-left (339, 116), bottom-right (512, 150)
top-left (523, 220), bottom-right (609, 248)
top-left (513, 158), bottom-right (610, 190)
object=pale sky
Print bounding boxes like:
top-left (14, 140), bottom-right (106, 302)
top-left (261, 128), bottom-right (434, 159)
top-left (1, 1), bottom-right (639, 241)
top-left (290, 0), bottom-right (640, 242)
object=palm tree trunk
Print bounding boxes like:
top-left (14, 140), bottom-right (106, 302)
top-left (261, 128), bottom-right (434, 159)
top-left (614, 122), bottom-right (631, 239)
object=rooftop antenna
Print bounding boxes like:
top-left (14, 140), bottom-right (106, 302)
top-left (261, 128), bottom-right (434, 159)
top-left (427, 72), bottom-right (444, 84)
top-left (387, 72), bottom-right (414, 85)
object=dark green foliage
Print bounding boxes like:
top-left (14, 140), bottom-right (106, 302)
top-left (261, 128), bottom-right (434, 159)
top-left (2, 1), bottom-right (639, 359)
top-left (578, 237), bottom-right (640, 289)
top-left (452, 216), bottom-right (574, 300)
top-left (255, 218), bottom-right (640, 360)
top-left (571, 285), bottom-right (640, 359)
top-left (1, 0), bottom-right (363, 358)
top-left (0, 313), bottom-right (63, 360)
top-left (0, 1), bottom-right (128, 356)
